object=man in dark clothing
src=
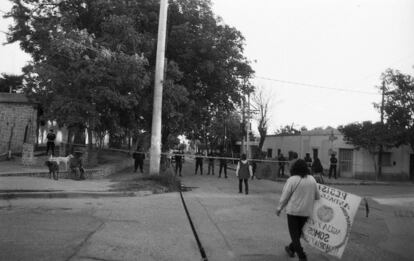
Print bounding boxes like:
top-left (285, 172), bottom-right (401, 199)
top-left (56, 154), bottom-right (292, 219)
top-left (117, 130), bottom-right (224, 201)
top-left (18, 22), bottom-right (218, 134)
top-left (329, 154), bottom-right (338, 179)
top-left (133, 147), bottom-right (145, 173)
top-left (70, 151), bottom-right (84, 180)
top-left (46, 129), bottom-right (56, 156)
top-left (207, 151), bottom-right (215, 175)
top-left (218, 151), bottom-right (228, 178)
top-left (304, 153), bottom-right (312, 169)
top-left (278, 153), bottom-right (286, 177)
top-left (195, 151), bottom-right (203, 175)
top-left (174, 150), bottom-right (184, 176)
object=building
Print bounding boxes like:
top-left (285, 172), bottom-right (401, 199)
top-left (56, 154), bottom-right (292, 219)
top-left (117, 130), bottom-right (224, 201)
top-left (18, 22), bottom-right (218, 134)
top-left (262, 128), bottom-right (414, 181)
top-left (0, 93), bottom-right (38, 155)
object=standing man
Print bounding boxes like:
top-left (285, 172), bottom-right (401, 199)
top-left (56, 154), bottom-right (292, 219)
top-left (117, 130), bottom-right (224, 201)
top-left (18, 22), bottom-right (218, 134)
top-left (329, 154), bottom-right (338, 179)
top-left (278, 153), bottom-right (286, 177)
top-left (195, 151), bottom-right (204, 175)
top-left (218, 150), bottom-right (228, 178)
top-left (46, 129), bottom-right (56, 156)
top-left (174, 149), bottom-right (184, 177)
top-left (133, 147), bottom-right (145, 173)
top-left (207, 150), bottom-right (215, 175)
top-left (70, 151), bottom-right (85, 180)
top-left (236, 154), bottom-right (253, 194)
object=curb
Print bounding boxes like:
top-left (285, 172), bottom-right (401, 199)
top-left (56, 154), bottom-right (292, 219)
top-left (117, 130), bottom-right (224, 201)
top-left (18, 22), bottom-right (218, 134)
top-left (0, 191), bottom-right (138, 200)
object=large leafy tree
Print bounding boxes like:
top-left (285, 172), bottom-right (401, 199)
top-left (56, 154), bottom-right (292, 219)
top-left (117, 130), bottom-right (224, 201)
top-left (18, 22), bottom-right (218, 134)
top-left (5, 0), bottom-right (253, 148)
top-left (376, 69), bottom-right (414, 152)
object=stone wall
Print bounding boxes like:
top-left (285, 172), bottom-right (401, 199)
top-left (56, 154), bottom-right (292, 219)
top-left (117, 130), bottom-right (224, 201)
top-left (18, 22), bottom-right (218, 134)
top-left (0, 103), bottom-right (37, 154)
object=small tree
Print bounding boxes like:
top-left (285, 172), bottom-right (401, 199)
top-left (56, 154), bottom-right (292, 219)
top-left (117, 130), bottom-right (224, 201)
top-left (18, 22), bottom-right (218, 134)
top-left (338, 121), bottom-right (395, 179)
top-left (376, 69), bottom-right (414, 152)
top-left (252, 86), bottom-right (271, 152)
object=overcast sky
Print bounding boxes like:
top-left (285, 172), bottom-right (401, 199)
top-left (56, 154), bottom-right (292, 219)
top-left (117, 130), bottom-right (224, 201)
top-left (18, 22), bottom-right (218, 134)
top-left (1, 0), bottom-right (414, 132)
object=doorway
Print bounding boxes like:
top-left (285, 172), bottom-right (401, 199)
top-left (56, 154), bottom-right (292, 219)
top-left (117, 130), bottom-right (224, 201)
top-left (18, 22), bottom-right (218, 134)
top-left (410, 154), bottom-right (414, 181)
top-left (339, 149), bottom-right (354, 178)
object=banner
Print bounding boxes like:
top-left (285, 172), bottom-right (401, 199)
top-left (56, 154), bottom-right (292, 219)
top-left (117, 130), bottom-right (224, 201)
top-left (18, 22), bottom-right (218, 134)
top-left (302, 184), bottom-right (361, 258)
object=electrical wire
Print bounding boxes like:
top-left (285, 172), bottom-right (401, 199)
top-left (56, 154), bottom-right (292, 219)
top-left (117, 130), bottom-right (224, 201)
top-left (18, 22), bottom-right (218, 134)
top-left (255, 76), bottom-right (378, 95)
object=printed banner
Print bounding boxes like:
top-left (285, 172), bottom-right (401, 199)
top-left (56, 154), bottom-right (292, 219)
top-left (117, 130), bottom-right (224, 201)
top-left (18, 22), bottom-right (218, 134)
top-left (302, 184), bottom-right (361, 258)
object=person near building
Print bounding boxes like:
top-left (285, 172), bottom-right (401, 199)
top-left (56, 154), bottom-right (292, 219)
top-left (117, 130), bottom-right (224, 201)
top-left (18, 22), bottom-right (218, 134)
top-left (70, 151), bottom-right (85, 180)
top-left (289, 152), bottom-right (299, 176)
top-left (236, 154), bottom-right (253, 194)
top-left (174, 150), bottom-right (184, 177)
top-left (218, 150), bottom-right (228, 178)
top-left (46, 129), bottom-right (56, 156)
top-left (311, 157), bottom-right (325, 184)
top-left (132, 147), bottom-right (145, 173)
top-left (329, 154), bottom-right (338, 179)
top-left (195, 151), bottom-right (204, 175)
top-left (276, 159), bottom-right (320, 261)
top-left (278, 153), bottom-right (286, 177)
top-left (304, 153), bottom-right (312, 169)
top-left (207, 150), bottom-right (216, 175)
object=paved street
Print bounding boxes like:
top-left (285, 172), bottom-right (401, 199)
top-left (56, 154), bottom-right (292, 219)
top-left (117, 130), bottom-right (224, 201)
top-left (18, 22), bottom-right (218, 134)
top-left (0, 161), bottom-right (413, 261)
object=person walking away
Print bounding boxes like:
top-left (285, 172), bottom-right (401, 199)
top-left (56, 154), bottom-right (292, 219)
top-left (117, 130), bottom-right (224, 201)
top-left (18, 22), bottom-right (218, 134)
top-left (195, 151), bottom-right (203, 175)
top-left (329, 154), bottom-right (338, 179)
top-left (218, 150), bottom-right (228, 178)
top-left (236, 154), bottom-right (253, 194)
top-left (311, 157), bottom-right (324, 184)
top-left (133, 147), bottom-right (145, 173)
top-left (278, 153), bottom-right (286, 177)
top-left (46, 129), bottom-right (56, 156)
top-left (207, 150), bottom-right (215, 175)
top-left (174, 150), bottom-right (184, 176)
top-left (276, 159), bottom-right (320, 261)
top-left (304, 153), bottom-right (312, 169)
top-left (70, 151), bottom-right (85, 180)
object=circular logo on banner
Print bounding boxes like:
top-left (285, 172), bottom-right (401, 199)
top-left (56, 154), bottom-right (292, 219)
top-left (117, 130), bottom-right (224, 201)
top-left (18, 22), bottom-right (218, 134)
top-left (317, 205), bottom-right (334, 223)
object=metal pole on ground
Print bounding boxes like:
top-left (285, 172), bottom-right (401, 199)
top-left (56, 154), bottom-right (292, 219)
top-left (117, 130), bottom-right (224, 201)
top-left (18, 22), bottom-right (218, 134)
top-left (149, 0), bottom-right (168, 175)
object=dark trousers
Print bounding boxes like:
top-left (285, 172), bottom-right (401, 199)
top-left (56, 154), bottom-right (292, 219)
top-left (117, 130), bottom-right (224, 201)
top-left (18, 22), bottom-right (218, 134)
top-left (46, 142), bottom-right (55, 156)
top-left (134, 160), bottom-right (143, 173)
top-left (239, 178), bottom-right (248, 194)
top-left (219, 163), bottom-right (227, 177)
top-left (287, 214), bottom-right (309, 259)
top-left (175, 162), bottom-right (182, 176)
top-left (208, 161), bottom-right (214, 175)
top-left (195, 161), bottom-right (203, 175)
top-left (329, 165), bottom-right (337, 179)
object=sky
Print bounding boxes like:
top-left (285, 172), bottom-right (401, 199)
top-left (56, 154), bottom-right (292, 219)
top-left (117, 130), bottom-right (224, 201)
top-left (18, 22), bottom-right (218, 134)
top-left (1, 0), bottom-right (414, 132)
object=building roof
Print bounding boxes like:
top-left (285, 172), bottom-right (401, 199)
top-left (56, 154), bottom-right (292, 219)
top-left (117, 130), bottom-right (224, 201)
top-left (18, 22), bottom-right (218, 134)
top-left (0, 93), bottom-right (38, 104)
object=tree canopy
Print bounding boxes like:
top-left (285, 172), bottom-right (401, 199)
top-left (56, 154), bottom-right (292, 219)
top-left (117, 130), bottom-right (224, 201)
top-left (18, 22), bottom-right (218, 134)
top-left (5, 0), bottom-right (253, 148)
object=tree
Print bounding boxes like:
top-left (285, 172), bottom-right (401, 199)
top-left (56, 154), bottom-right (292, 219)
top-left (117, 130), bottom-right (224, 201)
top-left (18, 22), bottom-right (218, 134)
top-left (5, 0), bottom-right (253, 149)
top-left (338, 121), bottom-right (395, 178)
top-left (274, 124), bottom-right (303, 135)
top-left (0, 73), bottom-right (23, 93)
top-left (251, 86), bottom-right (271, 151)
top-left (376, 69), bottom-right (414, 152)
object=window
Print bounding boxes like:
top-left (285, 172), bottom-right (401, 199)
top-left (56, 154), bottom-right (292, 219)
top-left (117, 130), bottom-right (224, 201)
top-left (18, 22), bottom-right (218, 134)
top-left (267, 149), bottom-right (273, 158)
top-left (381, 152), bottom-right (392, 167)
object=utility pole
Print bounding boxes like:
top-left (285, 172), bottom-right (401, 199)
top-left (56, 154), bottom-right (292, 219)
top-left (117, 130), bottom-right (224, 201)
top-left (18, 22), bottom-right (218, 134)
top-left (246, 93), bottom-right (251, 159)
top-left (378, 81), bottom-right (385, 179)
top-left (241, 97), bottom-right (245, 155)
top-left (149, 0), bottom-right (168, 175)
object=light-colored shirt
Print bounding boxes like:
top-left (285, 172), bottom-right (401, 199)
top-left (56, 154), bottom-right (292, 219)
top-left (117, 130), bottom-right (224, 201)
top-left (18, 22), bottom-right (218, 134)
top-left (278, 175), bottom-right (320, 217)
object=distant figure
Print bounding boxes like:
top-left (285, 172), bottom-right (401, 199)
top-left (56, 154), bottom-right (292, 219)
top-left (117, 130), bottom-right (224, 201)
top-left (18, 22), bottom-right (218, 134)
top-left (276, 159), bottom-right (320, 261)
top-left (304, 153), bottom-right (312, 168)
top-left (251, 160), bottom-right (257, 180)
top-left (218, 150), bottom-right (228, 178)
top-left (207, 151), bottom-right (215, 175)
top-left (133, 147), bottom-right (145, 173)
top-left (311, 157), bottom-right (324, 184)
top-left (70, 151), bottom-right (84, 180)
top-left (195, 151), bottom-right (204, 175)
top-left (236, 154), bottom-right (253, 194)
top-left (329, 154), bottom-right (338, 179)
top-left (46, 129), bottom-right (56, 156)
top-left (278, 153), bottom-right (286, 177)
top-left (289, 152), bottom-right (299, 176)
top-left (174, 150), bottom-right (184, 177)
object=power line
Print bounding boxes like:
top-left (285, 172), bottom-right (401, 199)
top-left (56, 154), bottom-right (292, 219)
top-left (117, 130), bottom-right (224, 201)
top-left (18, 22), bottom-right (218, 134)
top-left (255, 76), bottom-right (378, 95)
